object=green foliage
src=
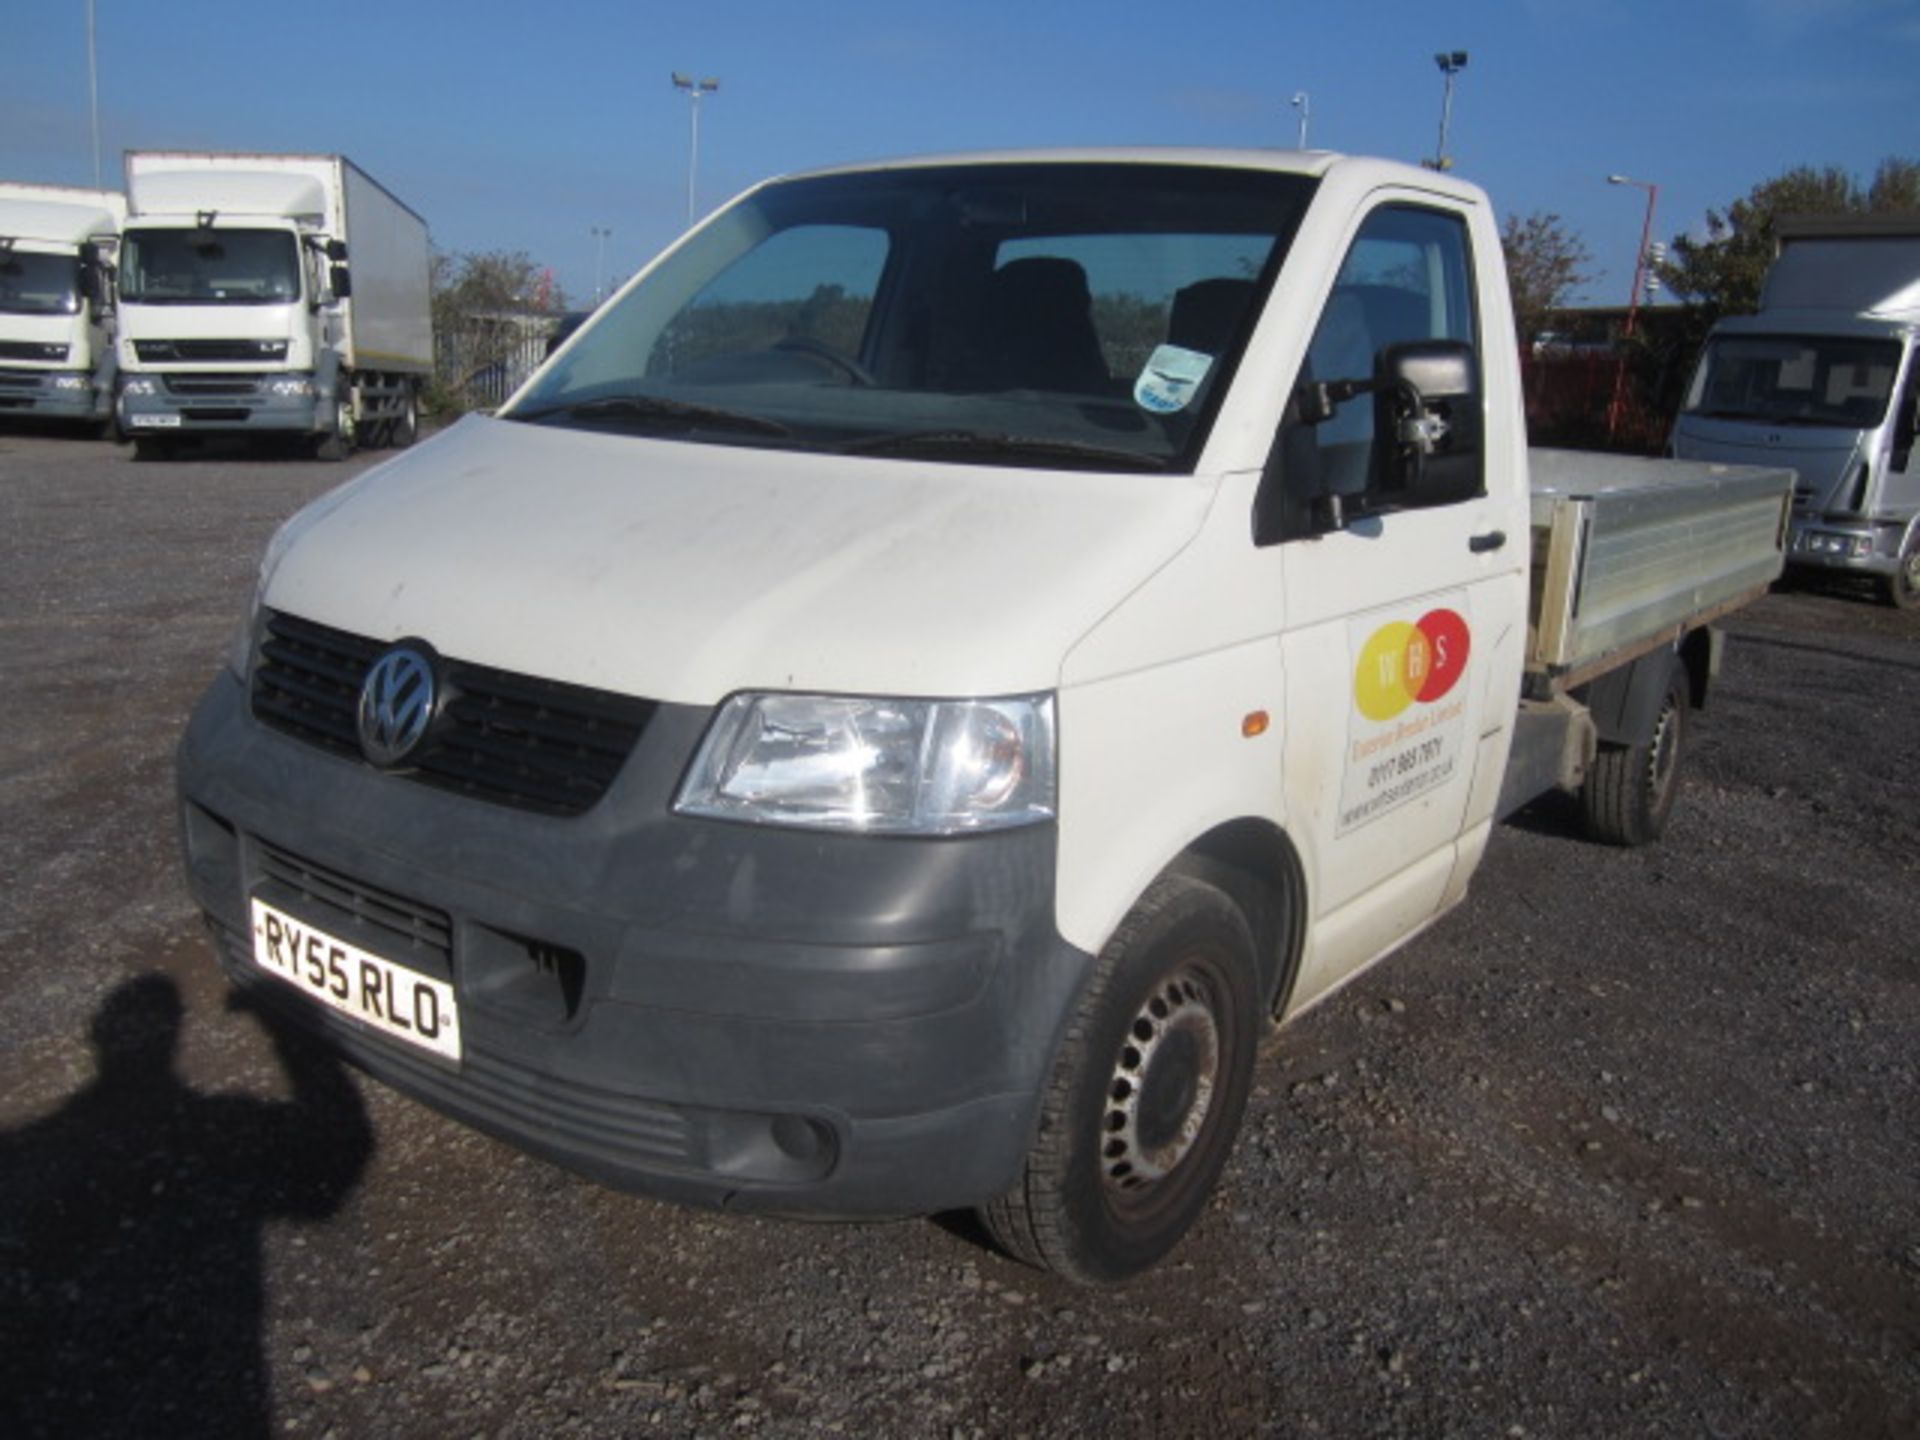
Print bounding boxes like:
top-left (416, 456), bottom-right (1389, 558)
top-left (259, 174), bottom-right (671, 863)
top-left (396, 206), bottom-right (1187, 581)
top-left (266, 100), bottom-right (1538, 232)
top-left (429, 249), bottom-right (570, 413)
top-left (1501, 212), bottom-right (1593, 346)
top-left (1659, 158), bottom-right (1920, 320)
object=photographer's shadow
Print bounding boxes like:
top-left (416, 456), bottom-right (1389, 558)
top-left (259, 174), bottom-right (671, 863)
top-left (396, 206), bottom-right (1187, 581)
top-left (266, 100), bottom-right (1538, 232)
top-left (0, 973), bottom-right (372, 1438)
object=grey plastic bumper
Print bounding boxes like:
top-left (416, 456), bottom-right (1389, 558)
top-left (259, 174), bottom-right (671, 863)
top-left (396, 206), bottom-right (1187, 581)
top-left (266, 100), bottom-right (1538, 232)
top-left (121, 379), bottom-right (322, 434)
top-left (176, 672), bottom-right (1091, 1217)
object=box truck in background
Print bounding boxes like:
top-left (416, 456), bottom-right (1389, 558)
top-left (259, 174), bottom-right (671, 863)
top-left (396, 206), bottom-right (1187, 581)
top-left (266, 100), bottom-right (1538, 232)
top-left (0, 183), bottom-right (125, 431)
top-left (116, 152), bottom-right (432, 461)
top-left (1671, 215), bottom-right (1920, 608)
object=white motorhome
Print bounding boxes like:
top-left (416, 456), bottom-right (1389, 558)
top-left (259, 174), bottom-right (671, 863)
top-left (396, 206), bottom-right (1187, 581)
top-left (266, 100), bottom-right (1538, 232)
top-left (177, 150), bottom-right (1789, 1284)
top-left (116, 152), bottom-right (432, 460)
top-left (1671, 216), bottom-right (1920, 609)
top-left (0, 183), bottom-right (125, 429)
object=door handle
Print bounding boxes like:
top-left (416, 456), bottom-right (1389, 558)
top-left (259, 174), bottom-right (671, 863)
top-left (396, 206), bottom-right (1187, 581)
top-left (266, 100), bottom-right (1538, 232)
top-left (1469, 529), bottom-right (1507, 553)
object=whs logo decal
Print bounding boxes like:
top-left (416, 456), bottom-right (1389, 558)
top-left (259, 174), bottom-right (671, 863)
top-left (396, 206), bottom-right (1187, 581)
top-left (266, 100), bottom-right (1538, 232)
top-left (1353, 609), bottom-right (1471, 722)
top-left (1339, 605), bottom-right (1473, 834)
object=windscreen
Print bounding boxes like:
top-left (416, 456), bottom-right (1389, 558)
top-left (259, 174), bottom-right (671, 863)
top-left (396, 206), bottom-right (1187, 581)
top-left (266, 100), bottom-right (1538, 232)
top-left (509, 162), bottom-right (1316, 472)
top-left (119, 228), bottom-right (302, 305)
top-left (0, 251), bottom-right (81, 316)
top-left (1684, 333), bottom-right (1903, 428)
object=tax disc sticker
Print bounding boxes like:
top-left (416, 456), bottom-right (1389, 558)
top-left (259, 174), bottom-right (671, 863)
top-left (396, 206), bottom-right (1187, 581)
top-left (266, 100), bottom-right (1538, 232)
top-left (1133, 344), bottom-right (1213, 414)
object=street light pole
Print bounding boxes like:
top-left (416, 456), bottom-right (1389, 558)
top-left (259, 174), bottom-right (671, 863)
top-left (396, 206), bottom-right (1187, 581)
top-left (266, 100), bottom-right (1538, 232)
top-left (1428, 52), bottom-right (1468, 171)
top-left (1606, 173), bottom-right (1660, 441)
top-left (1291, 91), bottom-right (1310, 149)
top-left (590, 226), bottom-right (611, 303)
top-left (671, 72), bottom-right (720, 228)
top-left (87, 0), bottom-right (102, 188)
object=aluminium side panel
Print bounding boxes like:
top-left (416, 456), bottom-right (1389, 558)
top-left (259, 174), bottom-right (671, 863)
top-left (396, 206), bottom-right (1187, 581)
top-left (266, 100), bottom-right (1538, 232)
top-left (1527, 451), bottom-right (1792, 674)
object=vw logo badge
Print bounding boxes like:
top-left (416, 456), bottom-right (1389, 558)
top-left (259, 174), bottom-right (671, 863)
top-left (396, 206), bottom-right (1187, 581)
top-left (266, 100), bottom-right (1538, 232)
top-left (357, 645), bottom-right (437, 767)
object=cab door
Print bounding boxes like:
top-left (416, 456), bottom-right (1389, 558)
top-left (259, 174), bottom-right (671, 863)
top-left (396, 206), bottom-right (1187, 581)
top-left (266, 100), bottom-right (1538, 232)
top-left (1272, 197), bottom-right (1526, 1004)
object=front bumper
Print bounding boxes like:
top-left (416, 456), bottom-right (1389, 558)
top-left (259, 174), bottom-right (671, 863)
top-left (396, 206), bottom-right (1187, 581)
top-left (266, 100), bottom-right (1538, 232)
top-left (1785, 516), bottom-right (1913, 579)
top-left (120, 373), bottom-right (323, 434)
top-left (0, 368), bottom-right (107, 420)
top-left (176, 672), bottom-right (1089, 1216)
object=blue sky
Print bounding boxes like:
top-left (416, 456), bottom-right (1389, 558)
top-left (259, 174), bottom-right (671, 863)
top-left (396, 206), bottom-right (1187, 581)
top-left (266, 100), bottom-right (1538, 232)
top-left (6, 0), bottom-right (1914, 308)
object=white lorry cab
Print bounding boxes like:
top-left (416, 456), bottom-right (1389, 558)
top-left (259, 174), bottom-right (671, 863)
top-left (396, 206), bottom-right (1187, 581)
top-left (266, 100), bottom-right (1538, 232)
top-left (116, 152), bottom-right (432, 461)
top-left (0, 182), bottom-right (125, 428)
top-left (178, 151), bottom-right (1790, 1283)
top-left (1671, 216), bottom-right (1920, 609)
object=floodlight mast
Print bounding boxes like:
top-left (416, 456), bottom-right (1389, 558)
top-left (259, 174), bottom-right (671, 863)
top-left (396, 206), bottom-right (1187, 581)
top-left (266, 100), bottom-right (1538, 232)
top-left (1428, 51), bottom-right (1468, 171)
top-left (671, 73), bottom-right (721, 228)
top-left (1291, 91), bottom-right (1310, 149)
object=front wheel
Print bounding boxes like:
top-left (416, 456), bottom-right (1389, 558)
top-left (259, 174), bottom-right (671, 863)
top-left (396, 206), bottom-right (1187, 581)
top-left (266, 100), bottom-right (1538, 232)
top-left (1882, 538), bottom-right (1920, 611)
top-left (311, 397), bottom-right (356, 461)
top-left (978, 874), bottom-right (1260, 1285)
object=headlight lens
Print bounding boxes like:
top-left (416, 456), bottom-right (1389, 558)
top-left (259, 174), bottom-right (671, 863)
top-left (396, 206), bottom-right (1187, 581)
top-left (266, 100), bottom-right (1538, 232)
top-left (267, 377), bottom-right (315, 397)
top-left (676, 692), bottom-right (1056, 834)
top-left (120, 376), bottom-right (158, 397)
top-left (52, 374), bottom-right (88, 391)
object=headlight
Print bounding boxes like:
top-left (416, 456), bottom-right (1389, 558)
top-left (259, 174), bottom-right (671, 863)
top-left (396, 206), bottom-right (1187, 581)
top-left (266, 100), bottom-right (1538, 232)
top-left (267, 377), bottom-right (315, 397)
top-left (120, 376), bottom-right (158, 397)
top-left (676, 692), bottom-right (1056, 834)
top-left (52, 374), bottom-right (88, 391)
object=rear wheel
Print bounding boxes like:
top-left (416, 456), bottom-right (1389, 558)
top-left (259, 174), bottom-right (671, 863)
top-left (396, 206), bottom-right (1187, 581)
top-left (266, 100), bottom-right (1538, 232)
top-left (389, 386), bottom-right (419, 448)
top-left (1581, 657), bottom-right (1688, 846)
top-left (978, 874), bottom-right (1259, 1285)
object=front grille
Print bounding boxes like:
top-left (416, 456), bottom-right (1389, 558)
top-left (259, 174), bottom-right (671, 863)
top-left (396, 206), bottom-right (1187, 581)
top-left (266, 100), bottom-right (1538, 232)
top-left (0, 341), bottom-right (67, 362)
top-left (254, 835), bottom-right (453, 967)
top-left (252, 610), bottom-right (656, 817)
top-left (0, 371), bottom-right (48, 391)
top-left (136, 338), bottom-right (288, 362)
top-left (163, 374), bottom-right (265, 397)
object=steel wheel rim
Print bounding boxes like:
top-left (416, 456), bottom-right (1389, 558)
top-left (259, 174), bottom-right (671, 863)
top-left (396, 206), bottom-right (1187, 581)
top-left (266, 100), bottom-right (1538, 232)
top-left (1647, 694), bottom-right (1681, 800)
top-left (1100, 967), bottom-right (1221, 1198)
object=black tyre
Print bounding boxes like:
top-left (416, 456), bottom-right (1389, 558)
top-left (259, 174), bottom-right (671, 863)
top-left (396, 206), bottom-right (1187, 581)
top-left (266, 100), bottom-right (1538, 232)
top-left (311, 398), bottom-right (356, 461)
top-left (1882, 539), bottom-right (1919, 611)
top-left (389, 387), bottom-right (420, 448)
top-left (978, 874), bottom-right (1260, 1285)
top-left (1581, 657), bottom-right (1687, 846)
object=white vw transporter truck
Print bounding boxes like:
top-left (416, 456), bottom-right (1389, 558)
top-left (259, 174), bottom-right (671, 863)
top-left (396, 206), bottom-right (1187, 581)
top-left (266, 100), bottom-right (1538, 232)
top-left (116, 152), bottom-right (432, 460)
top-left (0, 182), bottom-right (125, 428)
top-left (1671, 215), bottom-right (1920, 608)
top-left (178, 151), bottom-right (1791, 1284)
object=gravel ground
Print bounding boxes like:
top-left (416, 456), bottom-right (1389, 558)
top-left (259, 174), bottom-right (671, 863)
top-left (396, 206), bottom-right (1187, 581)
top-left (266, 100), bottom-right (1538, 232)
top-left (1, 426), bottom-right (1915, 1439)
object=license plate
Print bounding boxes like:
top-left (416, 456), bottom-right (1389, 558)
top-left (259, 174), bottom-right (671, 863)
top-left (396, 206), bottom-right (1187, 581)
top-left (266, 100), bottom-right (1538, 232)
top-left (129, 414), bottom-right (182, 428)
top-left (249, 897), bottom-right (462, 1061)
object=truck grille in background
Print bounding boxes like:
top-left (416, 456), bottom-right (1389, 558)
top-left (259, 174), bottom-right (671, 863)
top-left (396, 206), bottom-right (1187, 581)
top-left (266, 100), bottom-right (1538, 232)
top-left (254, 836), bottom-right (453, 967)
top-left (135, 339), bottom-right (289, 362)
top-left (163, 374), bottom-right (265, 397)
top-left (251, 610), bottom-right (656, 817)
top-left (0, 341), bottom-right (68, 362)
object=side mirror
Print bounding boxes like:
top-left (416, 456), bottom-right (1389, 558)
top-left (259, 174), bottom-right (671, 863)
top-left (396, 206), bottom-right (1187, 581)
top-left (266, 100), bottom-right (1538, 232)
top-left (1372, 340), bottom-right (1483, 504)
top-left (330, 262), bottom-right (353, 300)
top-left (326, 239), bottom-right (349, 262)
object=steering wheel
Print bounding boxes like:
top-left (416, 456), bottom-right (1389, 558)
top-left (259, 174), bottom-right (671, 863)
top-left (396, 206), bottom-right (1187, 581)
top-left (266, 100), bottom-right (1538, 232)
top-left (771, 336), bottom-right (876, 387)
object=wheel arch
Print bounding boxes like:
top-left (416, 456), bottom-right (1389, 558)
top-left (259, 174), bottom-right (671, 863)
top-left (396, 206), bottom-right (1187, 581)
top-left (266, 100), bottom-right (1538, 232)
top-left (1165, 818), bottom-right (1308, 1019)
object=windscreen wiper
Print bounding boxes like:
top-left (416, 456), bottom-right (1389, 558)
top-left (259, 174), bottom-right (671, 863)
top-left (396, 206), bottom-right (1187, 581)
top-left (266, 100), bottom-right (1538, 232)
top-left (512, 393), bottom-right (791, 437)
top-left (840, 429), bottom-right (1166, 471)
